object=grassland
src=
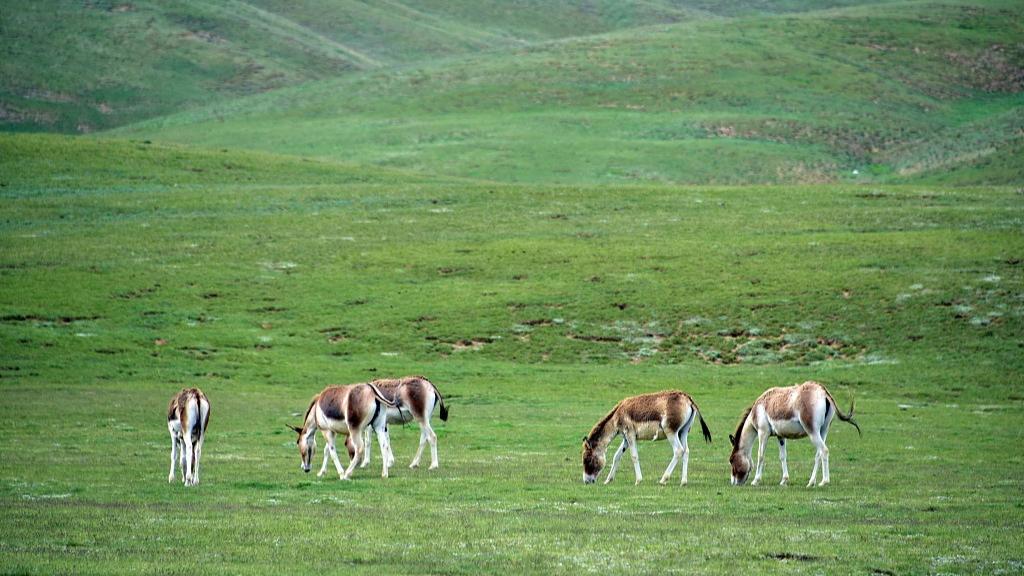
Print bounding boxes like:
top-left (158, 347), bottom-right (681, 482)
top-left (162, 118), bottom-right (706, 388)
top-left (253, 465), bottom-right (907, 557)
top-left (1, 134), bottom-right (1022, 574)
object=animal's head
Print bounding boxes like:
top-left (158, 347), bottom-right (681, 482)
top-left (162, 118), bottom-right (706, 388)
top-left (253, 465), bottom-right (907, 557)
top-left (287, 424), bottom-right (315, 473)
top-left (582, 437), bottom-right (605, 484)
top-left (728, 434), bottom-right (751, 486)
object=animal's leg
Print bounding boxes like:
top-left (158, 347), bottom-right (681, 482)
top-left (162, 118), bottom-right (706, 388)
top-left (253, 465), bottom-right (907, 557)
top-left (752, 432), bottom-right (770, 486)
top-left (679, 434), bottom-right (691, 486)
top-left (605, 438), bottom-right (628, 484)
top-left (819, 426), bottom-right (832, 486)
top-left (659, 432), bottom-right (684, 485)
top-left (326, 431), bottom-right (347, 479)
top-left (193, 432), bottom-right (205, 485)
top-left (778, 438), bottom-right (789, 486)
top-left (375, 423), bottom-right (392, 478)
top-left (409, 426), bottom-right (426, 468)
top-left (343, 430), bottom-right (364, 480)
top-left (360, 427), bottom-right (372, 468)
top-left (182, 432), bottom-right (196, 486)
top-left (178, 439), bottom-right (186, 482)
top-left (807, 432), bottom-right (829, 487)
top-left (627, 432), bottom-right (643, 485)
top-left (315, 430), bottom-right (330, 477)
top-left (169, 432), bottom-right (179, 483)
top-left (414, 421), bottom-right (439, 470)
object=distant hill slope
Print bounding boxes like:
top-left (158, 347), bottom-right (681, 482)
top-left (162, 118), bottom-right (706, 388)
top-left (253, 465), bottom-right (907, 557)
top-left (0, 132), bottom-right (450, 192)
top-left (3, 0), bottom-right (906, 133)
top-left (109, 1), bottom-right (1024, 186)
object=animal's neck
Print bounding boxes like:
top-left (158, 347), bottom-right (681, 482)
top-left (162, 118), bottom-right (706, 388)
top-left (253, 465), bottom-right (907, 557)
top-left (737, 415), bottom-right (758, 456)
top-left (587, 413), bottom-right (618, 453)
top-left (303, 403), bottom-right (319, 437)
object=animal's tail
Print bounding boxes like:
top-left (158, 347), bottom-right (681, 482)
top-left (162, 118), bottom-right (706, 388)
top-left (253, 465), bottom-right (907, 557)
top-left (183, 388), bottom-right (208, 440)
top-left (694, 405), bottom-right (712, 444)
top-left (423, 377), bottom-right (449, 422)
top-left (367, 383), bottom-right (399, 408)
top-left (832, 388), bottom-right (862, 437)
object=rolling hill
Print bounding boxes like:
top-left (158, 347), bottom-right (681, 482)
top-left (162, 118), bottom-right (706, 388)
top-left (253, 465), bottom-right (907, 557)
top-left (3, 0), bottom-right (909, 134)
top-left (107, 0), bottom-right (1024, 185)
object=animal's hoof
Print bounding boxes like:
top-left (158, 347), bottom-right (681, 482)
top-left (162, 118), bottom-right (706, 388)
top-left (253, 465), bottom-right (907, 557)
top-left (780, 479), bottom-right (789, 486)
top-left (659, 478), bottom-right (668, 485)
top-left (409, 463), bottom-right (419, 469)
top-left (428, 464), bottom-right (439, 470)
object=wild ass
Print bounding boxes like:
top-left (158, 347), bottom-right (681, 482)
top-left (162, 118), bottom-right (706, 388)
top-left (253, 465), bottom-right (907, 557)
top-left (287, 383), bottom-right (396, 480)
top-left (583, 390), bottom-right (712, 486)
top-left (729, 381), bottom-right (861, 487)
top-left (168, 388), bottom-right (210, 486)
top-left (355, 375), bottom-right (450, 470)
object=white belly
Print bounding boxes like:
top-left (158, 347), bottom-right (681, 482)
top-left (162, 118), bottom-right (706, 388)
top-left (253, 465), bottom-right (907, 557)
top-left (772, 418), bottom-right (808, 439)
top-left (635, 422), bottom-right (666, 441)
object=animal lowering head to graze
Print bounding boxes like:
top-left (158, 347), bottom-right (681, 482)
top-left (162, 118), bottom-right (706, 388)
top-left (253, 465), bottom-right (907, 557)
top-left (582, 390), bottom-right (712, 486)
top-left (729, 381), bottom-right (861, 487)
top-left (168, 388), bottom-right (210, 486)
top-left (287, 383), bottom-right (396, 480)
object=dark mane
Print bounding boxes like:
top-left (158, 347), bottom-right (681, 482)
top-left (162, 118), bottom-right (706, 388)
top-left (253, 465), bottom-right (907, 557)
top-left (586, 403), bottom-right (620, 445)
top-left (732, 405), bottom-right (753, 444)
top-left (301, 393), bottom-right (320, 429)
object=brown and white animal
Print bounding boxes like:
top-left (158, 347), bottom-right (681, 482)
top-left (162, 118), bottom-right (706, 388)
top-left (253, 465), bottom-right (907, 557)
top-left (168, 388), bottom-right (210, 486)
top-left (582, 390), bottom-right (712, 486)
top-left (729, 381), bottom-right (861, 487)
top-left (355, 375), bottom-right (449, 470)
top-left (287, 383), bottom-right (396, 480)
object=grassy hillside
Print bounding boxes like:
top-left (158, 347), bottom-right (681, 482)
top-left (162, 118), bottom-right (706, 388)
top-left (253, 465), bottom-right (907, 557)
top-left (1, 0), bottom-right (902, 134)
top-left (109, 0), bottom-right (1024, 185)
top-left (1, 134), bottom-right (1022, 574)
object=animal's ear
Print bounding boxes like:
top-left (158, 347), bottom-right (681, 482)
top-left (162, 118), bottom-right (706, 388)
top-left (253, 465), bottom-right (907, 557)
top-left (582, 437), bottom-right (591, 448)
top-left (729, 434), bottom-right (737, 447)
top-left (286, 424), bottom-right (302, 433)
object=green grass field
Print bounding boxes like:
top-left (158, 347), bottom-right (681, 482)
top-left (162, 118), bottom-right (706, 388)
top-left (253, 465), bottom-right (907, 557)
top-left (1, 134), bottom-right (1022, 574)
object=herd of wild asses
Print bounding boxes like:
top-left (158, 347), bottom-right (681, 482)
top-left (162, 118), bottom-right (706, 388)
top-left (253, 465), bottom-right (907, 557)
top-left (168, 377), bottom-right (859, 488)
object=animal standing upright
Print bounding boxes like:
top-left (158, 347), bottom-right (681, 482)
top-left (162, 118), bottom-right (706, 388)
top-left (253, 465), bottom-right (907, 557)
top-left (288, 383), bottom-right (396, 480)
top-left (356, 375), bottom-right (449, 470)
top-left (168, 387), bottom-right (210, 486)
top-left (582, 390), bottom-right (712, 486)
top-left (729, 381), bottom-right (861, 487)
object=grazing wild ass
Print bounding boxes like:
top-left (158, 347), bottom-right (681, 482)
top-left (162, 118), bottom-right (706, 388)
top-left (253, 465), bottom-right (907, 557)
top-left (168, 388), bottom-right (210, 486)
top-left (288, 383), bottom-right (396, 480)
top-left (729, 381), bottom-right (861, 487)
top-left (355, 376), bottom-right (449, 470)
top-left (583, 390), bottom-right (712, 486)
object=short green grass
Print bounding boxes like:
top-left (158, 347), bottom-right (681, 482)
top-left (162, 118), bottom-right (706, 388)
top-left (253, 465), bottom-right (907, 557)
top-left (1, 134), bottom-right (1022, 574)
